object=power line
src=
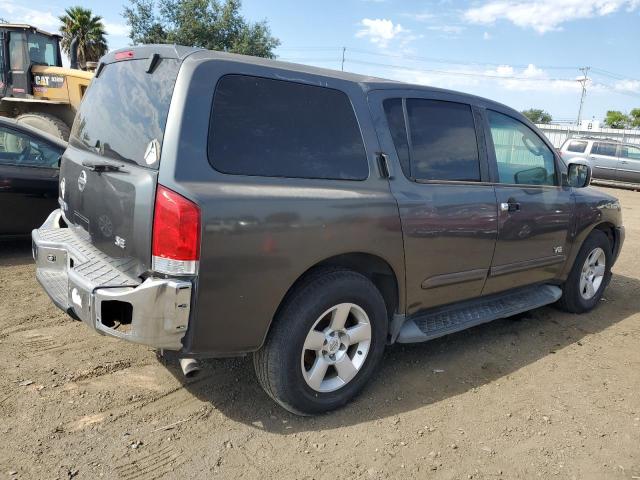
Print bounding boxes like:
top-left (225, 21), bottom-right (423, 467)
top-left (277, 45), bottom-right (640, 87)
top-left (279, 56), bottom-right (583, 82)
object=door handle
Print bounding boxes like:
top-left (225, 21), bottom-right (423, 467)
top-left (500, 202), bottom-right (520, 212)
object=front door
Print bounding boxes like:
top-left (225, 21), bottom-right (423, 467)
top-left (369, 91), bottom-right (498, 315)
top-left (617, 144), bottom-right (640, 183)
top-left (482, 110), bottom-right (574, 295)
top-left (7, 31), bottom-right (29, 97)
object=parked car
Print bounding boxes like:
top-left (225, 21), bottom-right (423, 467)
top-left (32, 46), bottom-right (624, 415)
top-left (560, 137), bottom-right (640, 184)
top-left (0, 116), bottom-right (65, 236)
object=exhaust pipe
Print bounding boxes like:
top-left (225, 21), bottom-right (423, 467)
top-left (69, 37), bottom-right (79, 70)
top-left (179, 358), bottom-right (201, 378)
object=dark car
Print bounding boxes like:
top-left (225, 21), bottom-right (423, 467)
top-left (0, 116), bottom-right (65, 236)
top-left (32, 46), bottom-right (624, 415)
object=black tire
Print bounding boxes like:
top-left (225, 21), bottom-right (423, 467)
top-left (254, 268), bottom-right (388, 415)
top-left (16, 113), bottom-right (71, 140)
top-left (557, 230), bottom-right (612, 313)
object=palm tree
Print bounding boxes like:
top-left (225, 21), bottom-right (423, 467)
top-left (59, 7), bottom-right (108, 68)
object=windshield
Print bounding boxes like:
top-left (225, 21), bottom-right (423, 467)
top-left (27, 32), bottom-right (60, 67)
top-left (70, 58), bottom-right (180, 169)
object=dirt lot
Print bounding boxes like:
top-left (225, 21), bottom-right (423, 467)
top-left (1, 186), bottom-right (639, 480)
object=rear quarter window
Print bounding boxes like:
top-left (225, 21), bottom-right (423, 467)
top-left (208, 74), bottom-right (368, 180)
top-left (566, 140), bottom-right (588, 153)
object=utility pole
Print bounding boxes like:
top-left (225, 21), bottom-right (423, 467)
top-left (341, 47), bottom-right (346, 71)
top-left (576, 66), bottom-right (590, 128)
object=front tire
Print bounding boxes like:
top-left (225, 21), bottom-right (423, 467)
top-left (254, 268), bottom-right (387, 415)
top-left (557, 230), bottom-right (612, 313)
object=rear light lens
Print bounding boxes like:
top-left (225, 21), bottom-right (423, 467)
top-left (152, 185), bottom-right (201, 275)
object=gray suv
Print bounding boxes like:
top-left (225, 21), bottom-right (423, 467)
top-left (560, 137), bottom-right (640, 184)
top-left (32, 45), bottom-right (624, 415)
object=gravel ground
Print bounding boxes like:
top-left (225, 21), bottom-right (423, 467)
top-left (0, 186), bottom-right (639, 480)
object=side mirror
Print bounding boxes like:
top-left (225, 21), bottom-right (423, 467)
top-left (567, 163), bottom-right (592, 188)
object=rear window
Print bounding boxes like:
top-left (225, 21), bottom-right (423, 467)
top-left (70, 58), bottom-right (179, 169)
top-left (208, 74), bottom-right (368, 180)
top-left (566, 140), bottom-right (588, 153)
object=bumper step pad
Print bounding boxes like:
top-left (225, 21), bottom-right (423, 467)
top-left (397, 284), bottom-right (562, 343)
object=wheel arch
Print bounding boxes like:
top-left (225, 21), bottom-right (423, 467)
top-left (592, 221), bottom-right (617, 253)
top-left (265, 252), bottom-right (403, 347)
top-left (561, 219), bottom-right (619, 282)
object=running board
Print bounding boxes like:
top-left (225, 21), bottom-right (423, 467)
top-left (396, 284), bottom-right (562, 344)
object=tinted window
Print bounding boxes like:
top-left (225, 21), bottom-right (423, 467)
top-left (566, 140), bottom-right (587, 153)
top-left (592, 142), bottom-right (617, 157)
top-left (28, 32), bottom-right (58, 66)
top-left (208, 75), bottom-right (368, 180)
top-left (383, 98), bottom-right (410, 176)
top-left (70, 58), bottom-right (179, 168)
top-left (621, 145), bottom-right (640, 160)
top-left (405, 99), bottom-right (480, 181)
top-left (0, 127), bottom-right (61, 168)
top-left (488, 110), bottom-right (556, 186)
top-left (9, 32), bottom-right (26, 70)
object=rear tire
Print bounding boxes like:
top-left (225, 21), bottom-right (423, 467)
top-left (254, 268), bottom-right (387, 415)
top-left (15, 113), bottom-right (70, 140)
top-left (557, 230), bottom-right (612, 313)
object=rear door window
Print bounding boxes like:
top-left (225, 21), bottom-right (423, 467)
top-left (383, 98), bottom-right (411, 177)
top-left (592, 142), bottom-right (617, 157)
top-left (383, 98), bottom-right (481, 182)
top-left (566, 140), bottom-right (588, 153)
top-left (208, 75), bottom-right (368, 180)
top-left (406, 99), bottom-right (480, 182)
top-left (70, 58), bottom-right (180, 169)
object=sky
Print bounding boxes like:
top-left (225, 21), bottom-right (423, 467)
top-left (4, 0), bottom-right (640, 123)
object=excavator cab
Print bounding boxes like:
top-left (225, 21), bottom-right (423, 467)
top-left (0, 24), bottom-right (92, 140)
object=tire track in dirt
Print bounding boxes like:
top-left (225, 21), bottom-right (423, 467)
top-left (114, 444), bottom-right (185, 480)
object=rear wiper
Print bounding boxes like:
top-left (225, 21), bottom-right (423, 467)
top-left (81, 160), bottom-right (126, 173)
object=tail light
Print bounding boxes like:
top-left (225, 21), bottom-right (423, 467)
top-left (152, 185), bottom-right (201, 275)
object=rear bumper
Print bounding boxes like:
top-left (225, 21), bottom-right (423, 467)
top-left (32, 210), bottom-right (191, 350)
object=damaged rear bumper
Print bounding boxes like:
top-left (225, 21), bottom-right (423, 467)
top-left (32, 210), bottom-right (191, 350)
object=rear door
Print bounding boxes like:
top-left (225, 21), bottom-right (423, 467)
top-left (0, 123), bottom-right (60, 235)
top-left (482, 109), bottom-right (573, 295)
top-left (617, 144), bottom-right (640, 183)
top-left (60, 51), bottom-right (181, 274)
top-left (369, 90), bottom-right (497, 315)
top-left (588, 142), bottom-right (620, 180)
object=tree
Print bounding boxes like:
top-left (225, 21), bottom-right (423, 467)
top-left (630, 108), bottom-right (640, 128)
top-left (59, 7), bottom-right (108, 68)
top-left (521, 108), bottom-right (552, 124)
top-left (603, 110), bottom-right (630, 129)
top-left (122, 0), bottom-right (280, 58)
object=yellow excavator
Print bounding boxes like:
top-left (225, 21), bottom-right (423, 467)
top-left (0, 24), bottom-right (93, 140)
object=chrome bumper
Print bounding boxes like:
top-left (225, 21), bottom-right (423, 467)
top-left (32, 210), bottom-right (191, 350)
